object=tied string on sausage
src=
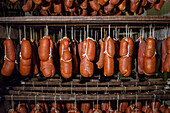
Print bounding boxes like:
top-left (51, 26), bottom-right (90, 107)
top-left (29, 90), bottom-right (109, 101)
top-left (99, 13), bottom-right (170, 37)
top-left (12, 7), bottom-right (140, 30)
top-left (82, 37), bottom-right (96, 61)
top-left (104, 36), bottom-right (114, 58)
top-left (60, 37), bottom-right (72, 62)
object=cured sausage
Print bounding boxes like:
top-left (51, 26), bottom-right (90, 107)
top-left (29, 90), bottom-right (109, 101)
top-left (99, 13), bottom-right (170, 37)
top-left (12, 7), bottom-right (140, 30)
top-left (159, 104), bottom-right (166, 113)
top-left (104, 36), bottom-right (115, 76)
top-left (59, 37), bottom-right (72, 79)
top-left (31, 41), bottom-right (39, 75)
top-left (1, 39), bottom-right (16, 76)
top-left (161, 39), bottom-right (166, 73)
top-left (10, 0), bottom-right (18, 3)
top-left (130, 0), bottom-right (140, 13)
top-left (41, 0), bottom-right (51, 10)
top-left (33, 0), bottom-right (42, 4)
top-left (40, 9), bottom-right (48, 16)
top-left (54, 3), bottom-right (62, 15)
top-left (138, 37), bottom-right (145, 74)
top-left (143, 37), bottom-right (156, 76)
top-left (114, 39), bottom-right (120, 74)
top-left (71, 38), bottom-right (79, 75)
top-left (96, 39), bottom-right (104, 69)
top-left (119, 102), bottom-right (128, 112)
top-left (65, 0), bottom-right (74, 8)
top-left (101, 102), bottom-right (111, 111)
top-left (119, 38), bottom-right (133, 77)
top-left (20, 40), bottom-right (32, 76)
top-left (165, 108), bottom-right (170, 113)
top-left (141, 0), bottom-right (147, 6)
top-left (80, 0), bottom-right (87, 9)
top-left (144, 38), bottom-right (155, 58)
top-left (91, 11), bottom-right (98, 16)
top-left (104, 2), bottom-right (114, 14)
top-left (98, 0), bottom-right (108, 6)
top-left (22, 0), bottom-right (32, 12)
top-left (16, 104), bottom-right (27, 113)
top-left (118, 0), bottom-right (126, 11)
top-left (166, 36), bottom-right (170, 53)
top-left (8, 109), bottom-right (18, 113)
top-left (39, 36), bottom-right (55, 77)
top-left (89, 0), bottom-right (100, 11)
top-left (110, 0), bottom-right (120, 5)
top-left (78, 39), bottom-right (83, 60)
top-left (80, 37), bottom-right (96, 77)
top-left (154, 0), bottom-right (164, 11)
top-left (81, 103), bottom-right (90, 113)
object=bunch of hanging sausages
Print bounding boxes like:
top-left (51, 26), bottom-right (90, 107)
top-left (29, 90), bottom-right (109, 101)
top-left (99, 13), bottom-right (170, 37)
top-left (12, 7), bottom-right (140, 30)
top-left (10, 0), bottom-right (164, 16)
top-left (1, 30), bottom-right (170, 78)
top-left (8, 101), bottom-right (170, 113)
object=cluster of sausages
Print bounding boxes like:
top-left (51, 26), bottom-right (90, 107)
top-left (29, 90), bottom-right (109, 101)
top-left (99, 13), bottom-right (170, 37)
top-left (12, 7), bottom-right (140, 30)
top-left (10, 0), bottom-right (164, 16)
top-left (8, 101), bottom-right (170, 113)
top-left (162, 36), bottom-right (170, 73)
top-left (1, 32), bottom-right (169, 78)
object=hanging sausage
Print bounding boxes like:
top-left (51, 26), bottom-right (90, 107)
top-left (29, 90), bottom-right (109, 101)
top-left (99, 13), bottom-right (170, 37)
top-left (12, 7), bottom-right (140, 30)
top-left (96, 28), bottom-right (104, 69)
top-left (119, 27), bottom-right (133, 77)
top-left (80, 37), bottom-right (96, 77)
top-left (143, 26), bottom-right (156, 76)
top-left (39, 27), bottom-right (55, 77)
top-left (163, 36), bottom-right (170, 72)
top-left (1, 26), bottom-right (16, 76)
top-left (138, 29), bottom-right (145, 74)
top-left (59, 33), bottom-right (72, 79)
top-left (70, 27), bottom-right (79, 76)
top-left (104, 36), bottom-right (115, 76)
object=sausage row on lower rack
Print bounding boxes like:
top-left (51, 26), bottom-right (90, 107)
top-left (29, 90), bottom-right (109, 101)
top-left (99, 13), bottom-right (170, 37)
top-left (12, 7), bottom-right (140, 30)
top-left (0, 26), bottom-right (170, 79)
top-left (7, 100), bottom-right (170, 113)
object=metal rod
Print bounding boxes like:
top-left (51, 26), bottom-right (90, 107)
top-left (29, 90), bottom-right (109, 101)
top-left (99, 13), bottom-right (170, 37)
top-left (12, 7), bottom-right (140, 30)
top-left (87, 25), bottom-right (89, 38)
top-left (108, 24), bottom-right (110, 36)
top-left (71, 27), bottom-right (73, 40)
top-left (101, 27), bottom-right (102, 40)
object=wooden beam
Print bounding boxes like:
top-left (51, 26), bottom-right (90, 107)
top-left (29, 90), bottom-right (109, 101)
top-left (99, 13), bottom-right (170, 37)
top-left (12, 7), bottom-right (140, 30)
top-left (8, 90), bottom-right (170, 96)
top-left (5, 93), bottom-right (170, 101)
top-left (21, 80), bottom-right (167, 86)
top-left (12, 86), bottom-right (164, 92)
top-left (0, 16), bottom-right (170, 24)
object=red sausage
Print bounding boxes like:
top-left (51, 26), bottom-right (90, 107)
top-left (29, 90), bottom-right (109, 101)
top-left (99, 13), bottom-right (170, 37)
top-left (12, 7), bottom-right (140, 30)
top-left (104, 37), bottom-right (115, 76)
top-left (1, 39), bottom-right (15, 76)
top-left (59, 37), bottom-right (72, 79)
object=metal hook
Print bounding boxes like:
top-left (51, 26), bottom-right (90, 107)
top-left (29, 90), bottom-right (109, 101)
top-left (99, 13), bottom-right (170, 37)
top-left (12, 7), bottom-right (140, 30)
top-left (108, 24), bottom-right (111, 36)
top-left (71, 27), bottom-right (74, 40)
top-left (65, 24), bottom-right (67, 37)
top-left (11, 95), bottom-right (14, 110)
top-left (149, 24), bottom-right (152, 37)
top-left (24, 25), bottom-right (26, 40)
top-left (86, 82), bottom-right (87, 94)
top-left (80, 29), bottom-right (82, 42)
top-left (117, 94), bottom-right (119, 111)
top-left (19, 27), bottom-right (22, 44)
top-left (46, 24), bottom-right (48, 36)
top-left (126, 24), bottom-right (128, 38)
top-left (87, 25), bottom-right (89, 38)
top-left (115, 26), bottom-right (117, 39)
top-left (101, 27), bottom-right (103, 40)
top-left (95, 30), bottom-right (97, 41)
top-left (84, 27), bottom-right (86, 40)
top-left (91, 29), bottom-right (93, 38)
top-left (71, 81), bottom-right (73, 94)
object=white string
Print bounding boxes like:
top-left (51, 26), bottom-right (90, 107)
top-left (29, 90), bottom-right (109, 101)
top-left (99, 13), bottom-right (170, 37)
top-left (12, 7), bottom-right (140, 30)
top-left (104, 36), bottom-right (114, 58)
top-left (82, 37), bottom-right (95, 61)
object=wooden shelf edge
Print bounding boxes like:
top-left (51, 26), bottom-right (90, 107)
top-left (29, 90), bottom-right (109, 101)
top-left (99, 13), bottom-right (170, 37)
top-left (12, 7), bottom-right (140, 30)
top-left (5, 93), bottom-right (170, 101)
top-left (0, 16), bottom-right (170, 24)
